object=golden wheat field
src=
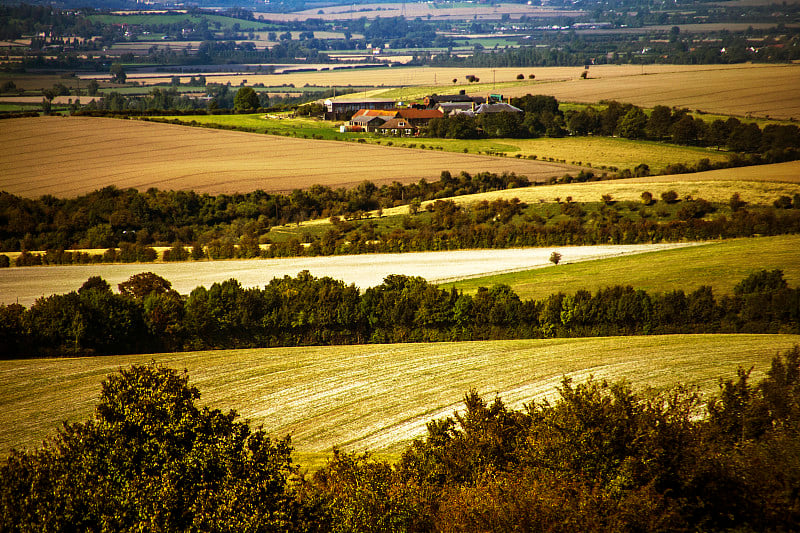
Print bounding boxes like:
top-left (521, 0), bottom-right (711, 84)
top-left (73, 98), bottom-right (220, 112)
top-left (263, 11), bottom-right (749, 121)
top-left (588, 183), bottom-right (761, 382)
top-left (257, 2), bottom-right (584, 22)
top-left (498, 63), bottom-right (800, 120)
top-left (2, 335), bottom-right (799, 460)
top-left (0, 116), bottom-right (578, 198)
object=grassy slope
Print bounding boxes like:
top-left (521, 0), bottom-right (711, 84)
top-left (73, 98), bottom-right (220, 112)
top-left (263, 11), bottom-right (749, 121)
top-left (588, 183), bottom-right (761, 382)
top-left (441, 235), bottom-right (800, 300)
top-left (3, 335), bottom-right (799, 467)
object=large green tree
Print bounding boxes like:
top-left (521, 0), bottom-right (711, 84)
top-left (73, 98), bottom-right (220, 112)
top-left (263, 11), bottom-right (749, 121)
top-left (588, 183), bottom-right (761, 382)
top-left (234, 86), bottom-right (260, 112)
top-left (0, 363), bottom-right (298, 531)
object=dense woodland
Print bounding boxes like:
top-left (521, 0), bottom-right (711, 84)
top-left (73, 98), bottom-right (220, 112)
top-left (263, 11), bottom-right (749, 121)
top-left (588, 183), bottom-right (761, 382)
top-left (2, 269), bottom-right (798, 358)
top-left (3, 348), bottom-right (800, 531)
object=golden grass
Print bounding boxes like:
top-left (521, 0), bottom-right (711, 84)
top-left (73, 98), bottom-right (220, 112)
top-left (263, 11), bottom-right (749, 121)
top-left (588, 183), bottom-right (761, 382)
top-left (2, 335), bottom-right (798, 463)
top-left (442, 235), bottom-right (800, 300)
top-left (0, 116), bottom-right (578, 198)
top-left (376, 161), bottom-right (800, 217)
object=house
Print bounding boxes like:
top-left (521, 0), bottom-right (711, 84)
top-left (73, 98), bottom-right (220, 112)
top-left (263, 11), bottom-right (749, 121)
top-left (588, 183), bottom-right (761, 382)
top-left (347, 108), bottom-right (443, 135)
top-left (376, 118), bottom-right (415, 136)
top-left (473, 102), bottom-right (523, 114)
top-left (348, 114), bottom-right (389, 132)
top-left (454, 102), bottom-right (524, 117)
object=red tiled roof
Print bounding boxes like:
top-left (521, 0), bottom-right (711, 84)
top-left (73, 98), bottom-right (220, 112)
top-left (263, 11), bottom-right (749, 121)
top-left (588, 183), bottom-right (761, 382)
top-left (397, 109), bottom-right (444, 119)
top-left (353, 109), bottom-right (399, 117)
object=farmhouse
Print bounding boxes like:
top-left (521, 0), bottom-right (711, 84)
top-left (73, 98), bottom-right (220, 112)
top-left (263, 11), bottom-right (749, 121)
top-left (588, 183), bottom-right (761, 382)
top-left (348, 108), bottom-right (444, 135)
top-left (376, 118), bottom-right (415, 136)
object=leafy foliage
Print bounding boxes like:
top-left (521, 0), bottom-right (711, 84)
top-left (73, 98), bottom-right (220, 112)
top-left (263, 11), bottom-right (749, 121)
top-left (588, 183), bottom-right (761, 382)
top-left (303, 346), bottom-right (800, 532)
top-left (0, 362), bottom-right (298, 531)
top-left (2, 269), bottom-right (800, 357)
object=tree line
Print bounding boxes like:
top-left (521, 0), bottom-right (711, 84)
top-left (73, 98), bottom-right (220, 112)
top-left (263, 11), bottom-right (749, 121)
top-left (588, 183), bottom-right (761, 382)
top-left (4, 346), bottom-right (800, 531)
top-left (0, 171), bottom-right (530, 253)
top-left (4, 171), bottom-right (800, 260)
top-left (2, 269), bottom-right (798, 358)
top-left (427, 95), bottom-right (800, 159)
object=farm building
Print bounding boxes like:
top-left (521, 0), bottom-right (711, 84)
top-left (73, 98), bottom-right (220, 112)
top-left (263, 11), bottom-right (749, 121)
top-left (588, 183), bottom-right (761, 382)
top-left (436, 102), bottom-right (476, 116)
top-left (454, 102), bottom-right (524, 117)
top-left (424, 92), bottom-right (485, 108)
top-left (348, 114), bottom-right (389, 132)
top-left (325, 98), bottom-right (396, 119)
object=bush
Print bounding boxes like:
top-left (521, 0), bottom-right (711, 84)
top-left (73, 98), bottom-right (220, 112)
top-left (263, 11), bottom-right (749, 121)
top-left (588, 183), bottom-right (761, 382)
top-left (661, 190), bottom-right (679, 204)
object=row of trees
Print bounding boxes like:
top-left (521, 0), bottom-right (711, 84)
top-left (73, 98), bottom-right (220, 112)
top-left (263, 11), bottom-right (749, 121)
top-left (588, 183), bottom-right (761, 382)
top-left (0, 172), bottom-right (531, 252)
top-left (4, 347), bottom-right (800, 531)
top-left (4, 195), bottom-right (800, 265)
top-left (2, 269), bottom-right (798, 358)
top-left (426, 95), bottom-right (800, 157)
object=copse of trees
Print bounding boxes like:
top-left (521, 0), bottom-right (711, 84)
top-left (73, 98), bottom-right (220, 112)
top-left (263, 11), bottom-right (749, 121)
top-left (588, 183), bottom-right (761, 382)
top-left (2, 269), bottom-right (799, 358)
top-left (4, 348), bottom-right (800, 531)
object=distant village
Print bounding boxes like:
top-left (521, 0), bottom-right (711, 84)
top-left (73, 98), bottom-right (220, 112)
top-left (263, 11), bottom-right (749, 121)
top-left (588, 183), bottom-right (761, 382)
top-left (325, 91), bottom-right (522, 136)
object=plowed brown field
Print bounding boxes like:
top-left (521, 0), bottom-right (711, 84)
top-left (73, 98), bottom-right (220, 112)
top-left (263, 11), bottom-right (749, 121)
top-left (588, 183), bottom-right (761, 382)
top-left (0, 116), bottom-right (578, 198)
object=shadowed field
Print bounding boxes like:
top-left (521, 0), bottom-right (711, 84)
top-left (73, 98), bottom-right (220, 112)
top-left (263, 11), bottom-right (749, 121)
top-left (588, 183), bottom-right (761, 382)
top-left (2, 335), bottom-right (798, 464)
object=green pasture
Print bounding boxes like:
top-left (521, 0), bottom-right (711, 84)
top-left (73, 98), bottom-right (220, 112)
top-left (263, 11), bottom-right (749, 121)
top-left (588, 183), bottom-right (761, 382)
top-left (161, 113), bottom-right (350, 140)
top-left (161, 112), bottom-right (729, 171)
top-left (2, 334), bottom-right (798, 467)
top-left (87, 13), bottom-right (270, 31)
top-left (442, 235), bottom-right (800, 300)
top-left (399, 136), bottom-right (729, 172)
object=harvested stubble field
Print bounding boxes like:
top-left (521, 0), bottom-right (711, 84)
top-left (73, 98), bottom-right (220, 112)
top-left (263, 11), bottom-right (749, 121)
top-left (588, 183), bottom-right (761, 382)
top-left (0, 116), bottom-right (578, 198)
top-left (2, 334), bottom-right (799, 463)
top-left (498, 63), bottom-right (800, 121)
